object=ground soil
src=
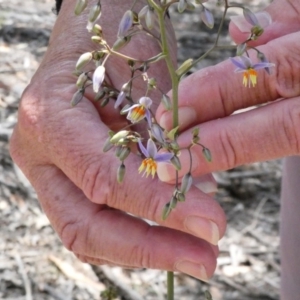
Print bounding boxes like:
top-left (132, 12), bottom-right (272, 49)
top-left (0, 1), bottom-right (281, 299)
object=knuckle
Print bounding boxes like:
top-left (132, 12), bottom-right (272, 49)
top-left (59, 220), bottom-right (81, 252)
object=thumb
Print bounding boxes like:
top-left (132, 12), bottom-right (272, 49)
top-left (229, 0), bottom-right (300, 45)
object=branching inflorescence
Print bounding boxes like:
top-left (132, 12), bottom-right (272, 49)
top-left (72, 1), bottom-right (274, 296)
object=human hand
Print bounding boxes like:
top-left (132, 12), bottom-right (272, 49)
top-left (156, 0), bottom-right (300, 182)
top-left (10, 0), bottom-right (226, 281)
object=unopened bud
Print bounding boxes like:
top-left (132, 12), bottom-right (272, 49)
top-left (202, 147), bottom-right (212, 162)
top-left (171, 156), bottom-right (181, 171)
top-left (91, 36), bottom-right (103, 44)
top-left (177, 191), bottom-right (185, 202)
top-left (161, 94), bottom-right (172, 110)
top-left (103, 137), bottom-right (114, 152)
top-left (161, 202), bottom-right (172, 220)
top-left (175, 58), bottom-right (193, 77)
top-left (71, 89), bottom-right (84, 107)
top-left (251, 25), bottom-right (264, 39)
top-left (112, 36), bottom-right (131, 51)
top-left (170, 196), bottom-right (178, 209)
top-left (88, 3), bottom-right (101, 23)
top-left (118, 10), bottom-right (134, 38)
top-left (92, 24), bottom-right (103, 36)
top-left (145, 9), bottom-right (155, 29)
top-left (94, 90), bottom-right (106, 101)
top-left (200, 7), bottom-right (214, 29)
top-left (170, 140), bottom-right (180, 151)
top-left (76, 73), bottom-right (88, 88)
top-left (101, 97), bottom-right (109, 107)
top-left (151, 124), bottom-right (165, 144)
top-left (117, 163), bottom-right (126, 183)
top-left (76, 52), bottom-right (92, 71)
top-left (178, 0), bottom-right (187, 13)
top-left (110, 130), bottom-right (130, 144)
top-left (236, 43), bottom-right (247, 56)
top-left (180, 172), bottom-right (193, 194)
top-left (120, 147), bottom-right (131, 161)
top-left (74, 0), bottom-right (87, 15)
top-left (204, 291), bottom-right (213, 300)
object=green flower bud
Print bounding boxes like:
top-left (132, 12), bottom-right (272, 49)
top-left (88, 3), bottom-right (101, 23)
top-left (112, 36), bottom-right (131, 51)
top-left (170, 196), bottom-right (178, 209)
top-left (92, 24), bottom-right (103, 36)
top-left (118, 147), bottom-right (131, 161)
top-left (94, 90), bottom-right (106, 101)
top-left (175, 58), bottom-right (193, 77)
top-left (74, 0), bottom-right (87, 15)
top-left (177, 191), bottom-right (185, 202)
top-left (178, 0), bottom-right (187, 13)
top-left (117, 163), bottom-right (126, 183)
top-left (236, 43), bottom-right (247, 56)
top-left (70, 89), bottom-right (84, 107)
top-left (110, 130), bottom-right (130, 144)
top-left (180, 172), bottom-right (193, 194)
top-left (103, 137), bottom-right (114, 153)
top-left (76, 72), bottom-right (88, 88)
top-left (161, 94), bottom-right (172, 110)
top-left (202, 147), bottom-right (212, 162)
top-left (161, 202), bottom-right (172, 220)
top-left (171, 156), bottom-right (181, 171)
top-left (75, 52), bottom-right (92, 71)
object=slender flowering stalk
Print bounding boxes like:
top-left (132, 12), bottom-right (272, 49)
top-left (230, 56), bottom-right (274, 87)
top-left (138, 139), bottom-right (173, 178)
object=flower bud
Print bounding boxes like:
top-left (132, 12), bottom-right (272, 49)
top-left (148, 78), bottom-right (157, 90)
top-left (103, 137), bottom-right (114, 153)
top-left (110, 130), bottom-right (130, 145)
top-left (118, 10), bottom-right (134, 38)
top-left (76, 72), bottom-right (88, 88)
top-left (93, 65), bottom-right (105, 93)
top-left (176, 191), bottom-right (185, 202)
top-left (180, 172), bottom-right (193, 194)
top-left (118, 147), bottom-right (131, 161)
top-left (161, 94), bottom-right (172, 110)
top-left (171, 156), bottom-right (181, 171)
top-left (94, 90), bottom-right (106, 101)
top-left (76, 52), bottom-right (92, 71)
top-left (92, 24), bottom-right (103, 36)
top-left (251, 25), bottom-right (264, 39)
top-left (200, 7), bottom-right (214, 29)
top-left (74, 0), bottom-right (87, 15)
top-left (151, 124), bottom-right (165, 144)
top-left (88, 3), bottom-right (101, 23)
top-left (100, 97), bottom-right (109, 107)
top-left (145, 9), bottom-right (155, 30)
top-left (202, 147), bottom-right (212, 162)
top-left (161, 202), bottom-right (172, 220)
top-left (236, 43), bottom-right (247, 56)
top-left (112, 36), bottom-right (131, 51)
top-left (178, 0), bottom-right (187, 13)
top-left (70, 89), bottom-right (84, 107)
top-left (205, 291), bottom-right (213, 300)
top-left (170, 196), bottom-right (178, 209)
top-left (175, 58), bottom-right (193, 77)
top-left (91, 36), bottom-right (103, 44)
top-left (117, 163), bottom-right (126, 183)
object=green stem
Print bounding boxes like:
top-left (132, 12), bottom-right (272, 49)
top-left (147, 2), bottom-right (180, 300)
top-left (167, 271), bottom-right (174, 300)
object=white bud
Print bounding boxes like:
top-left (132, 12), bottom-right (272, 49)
top-left (93, 65), bottom-right (105, 93)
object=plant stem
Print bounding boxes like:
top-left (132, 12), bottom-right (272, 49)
top-left (167, 271), bottom-right (174, 300)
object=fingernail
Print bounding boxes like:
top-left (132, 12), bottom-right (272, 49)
top-left (157, 149), bottom-right (198, 182)
top-left (185, 217), bottom-right (220, 245)
top-left (193, 174), bottom-right (218, 194)
top-left (159, 107), bottom-right (197, 130)
top-left (175, 260), bottom-right (208, 282)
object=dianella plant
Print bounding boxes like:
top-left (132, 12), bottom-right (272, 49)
top-left (72, 0), bottom-right (274, 299)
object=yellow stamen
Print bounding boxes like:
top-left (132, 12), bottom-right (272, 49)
top-left (131, 106), bottom-right (146, 122)
top-left (138, 158), bottom-right (157, 178)
top-left (243, 68), bottom-right (257, 87)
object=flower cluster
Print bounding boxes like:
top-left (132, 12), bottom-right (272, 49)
top-left (72, 0), bottom-right (274, 217)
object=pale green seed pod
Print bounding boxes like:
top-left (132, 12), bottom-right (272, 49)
top-left (74, 0), bottom-right (88, 15)
top-left (88, 3), bottom-right (101, 23)
top-left (76, 52), bottom-right (92, 71)
top-left (117, 163), bottom-right (126, 183)
top-left (180, 172), bottom-right (193, 194)
top-left (71, 89), bottom-right (84, 107)
top-left (177, 191), bottom-right (185, 202)
top-left (170, 196), bottom-right (178, 209)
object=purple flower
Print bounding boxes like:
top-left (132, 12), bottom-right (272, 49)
top-left (138, 139), bottom-right (173, 178)
top-left (122, 96), bottom-right (152, 124)
top-left (230, 56), bottom-right (274, 87)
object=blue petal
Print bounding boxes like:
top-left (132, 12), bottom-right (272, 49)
top-left (230, 57), bottom-right (246, 70)
top-left (253, 62), bottom-right (275, 70)
top-left (155, 152), bottom-right (173, 163)
top-left (138, 139), bottom-right (149, 157)
top-left (147, 139), bottom-right (157, 158)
